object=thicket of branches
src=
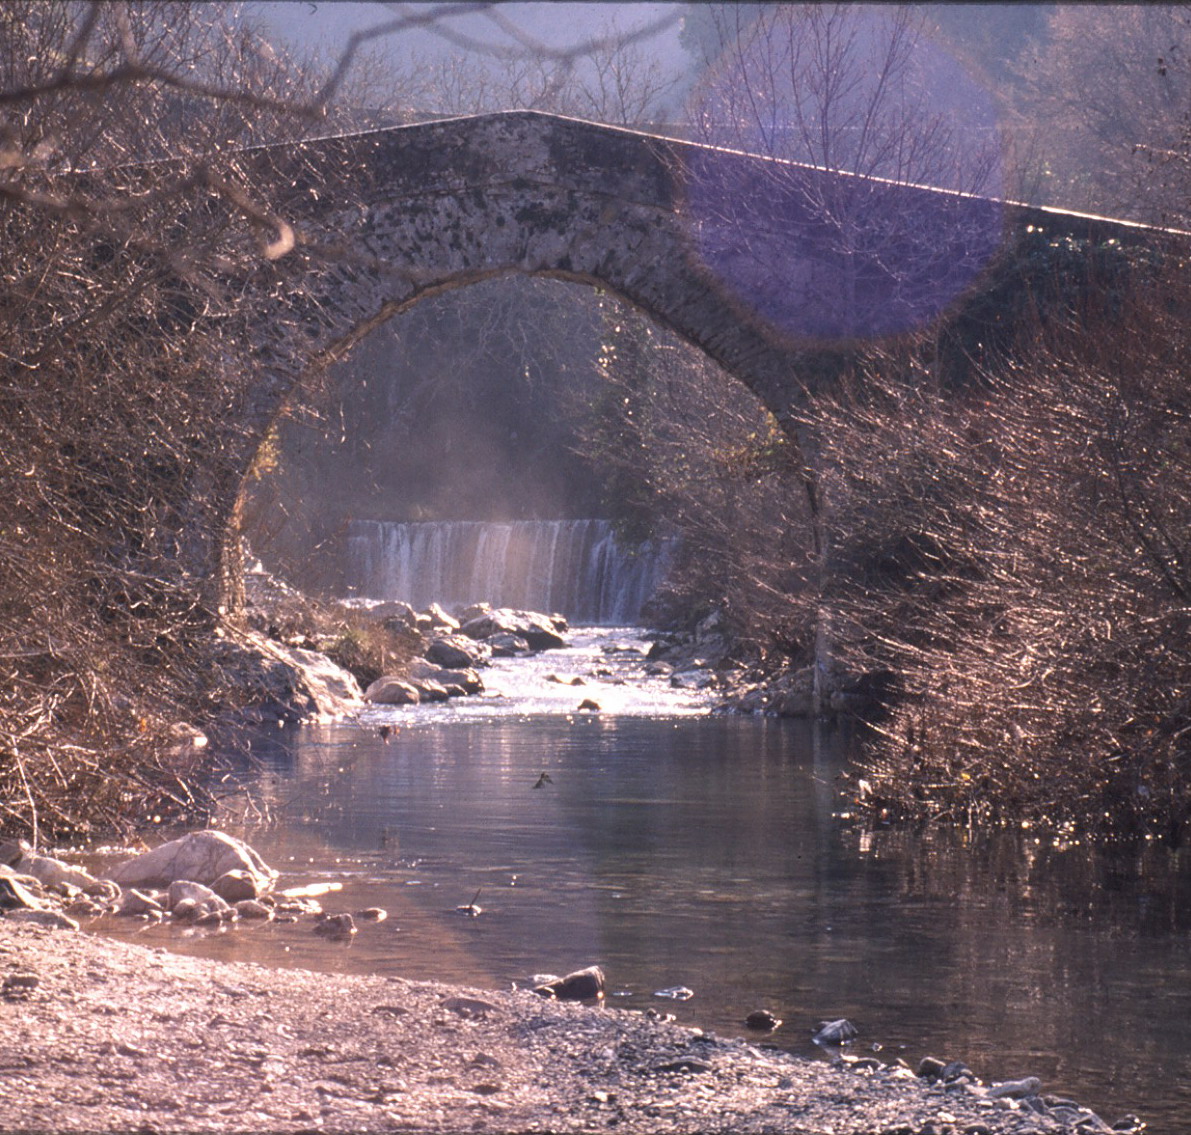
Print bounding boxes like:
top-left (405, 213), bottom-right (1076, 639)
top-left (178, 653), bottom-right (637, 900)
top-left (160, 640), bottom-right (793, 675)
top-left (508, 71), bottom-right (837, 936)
top-left (0, 2), bottom-right (340, 839)
top-left (814, 252), bottom-right (1191, 840)
top-left (8, 0), bottom-right (1189, 847)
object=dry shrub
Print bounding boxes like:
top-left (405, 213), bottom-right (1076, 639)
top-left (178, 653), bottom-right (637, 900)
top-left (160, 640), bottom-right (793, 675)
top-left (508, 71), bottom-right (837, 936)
top-left (0, 3), bottom-right (348, 840)
top-left (242, 567), bottom-right (420, 689)
top-left (818, 255), bottom-right (1191, 839)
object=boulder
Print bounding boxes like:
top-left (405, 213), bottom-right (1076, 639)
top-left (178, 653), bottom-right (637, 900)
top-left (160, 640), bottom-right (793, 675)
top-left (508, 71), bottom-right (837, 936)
top-left (488, 633), bottom-right (531, 657)
top-left (423, 603), bottom-right (460, 632)
top-left (217, 630), bottom-right (363, 722)
top-left (408, 659), bottom-right (483, 695)
top-left (12, 850), bottom-right (103, 895)
top-left (533, 965), bottom-right (606, 1002)
top-left (167, 880), bottom-right (233, 919)
top-left (211, 869), bottom-right (261, 903)
top-left (460, 608), bottom-right (567, 651)
top-left (104, 830), bottom-right (276, 895)
top-left (412, 679), bottom-right (451, 703)
top-left (364, 676), bottom-right (421, 705)
top-left (234, 899), bottom-right (273, 920)
top-left (426, 634), bottom-right (490, 670)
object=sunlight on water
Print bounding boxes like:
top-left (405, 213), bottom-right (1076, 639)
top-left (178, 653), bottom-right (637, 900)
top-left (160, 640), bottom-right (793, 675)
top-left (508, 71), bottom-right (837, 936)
top-left (354, 627), bottom-right (717, 726)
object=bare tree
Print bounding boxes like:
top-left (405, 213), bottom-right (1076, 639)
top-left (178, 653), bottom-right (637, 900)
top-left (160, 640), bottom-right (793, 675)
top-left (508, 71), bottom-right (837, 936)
top-left (683, 3), bottom-right (1003, 343)
top-left (1012, 4), bottom-right (1191, 225)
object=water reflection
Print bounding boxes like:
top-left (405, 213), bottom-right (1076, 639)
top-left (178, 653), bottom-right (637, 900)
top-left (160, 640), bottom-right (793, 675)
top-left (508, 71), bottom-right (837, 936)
top-left (95, 714), bottom-right (1191, 1133)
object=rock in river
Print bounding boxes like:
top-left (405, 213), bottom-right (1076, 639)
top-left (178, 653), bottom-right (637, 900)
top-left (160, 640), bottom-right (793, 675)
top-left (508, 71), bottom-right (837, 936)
top-left (461, 608), bottom-right (567, 651)
top-left (426, 634), bottom-right (490, 670)
top-left (533, 966), bottom-right (606, 1003)
top-left (364, 676), bottom-right (421, 705)
top-left (313, 912), bottom-right (357, 939)
top-left (104, 831), bottom-right (277, 895)
top-left (745, 1009), bottom-right (782, 1032)
top-left (813, 1019), bottom-right (858, 1045)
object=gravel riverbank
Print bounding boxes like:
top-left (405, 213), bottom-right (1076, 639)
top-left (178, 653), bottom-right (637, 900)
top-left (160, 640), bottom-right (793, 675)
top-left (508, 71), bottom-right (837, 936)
top-left (0, 919), bottom-right (1128, 1134)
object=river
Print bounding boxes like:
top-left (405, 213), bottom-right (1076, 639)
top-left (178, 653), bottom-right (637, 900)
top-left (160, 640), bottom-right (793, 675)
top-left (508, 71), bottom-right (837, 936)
top-left (92, 628), bottom-right (1191, 1133)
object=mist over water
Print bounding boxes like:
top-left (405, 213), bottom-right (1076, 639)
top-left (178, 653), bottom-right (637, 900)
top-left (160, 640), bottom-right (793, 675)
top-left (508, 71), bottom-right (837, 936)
top-left (346, 518), bottom-right (677, 624)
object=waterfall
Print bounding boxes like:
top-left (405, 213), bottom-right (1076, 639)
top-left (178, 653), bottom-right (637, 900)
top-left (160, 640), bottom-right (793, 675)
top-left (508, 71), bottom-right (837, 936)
top-left (346, 519), bottom-right (676, 625)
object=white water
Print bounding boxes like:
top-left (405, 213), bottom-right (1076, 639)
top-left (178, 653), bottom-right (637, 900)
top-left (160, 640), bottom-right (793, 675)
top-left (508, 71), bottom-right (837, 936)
top-left (354, 625), bottom-right (717, 727)
top-left (346, 519), bottom-right (675, 624)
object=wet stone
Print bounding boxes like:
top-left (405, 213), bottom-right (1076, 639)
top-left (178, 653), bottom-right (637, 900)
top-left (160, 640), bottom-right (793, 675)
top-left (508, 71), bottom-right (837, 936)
top-left (533, 966), bottom-right (605, 1003)
top-left (813, 1018), bottom-right (858, 1045)
top-left (745, 1009), bottom-right (782, 1031)
top-left (312, 912), bottom-right (356, 939)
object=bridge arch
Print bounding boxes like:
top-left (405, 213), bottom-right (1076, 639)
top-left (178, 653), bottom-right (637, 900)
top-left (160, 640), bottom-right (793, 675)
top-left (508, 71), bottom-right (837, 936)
top-left (206, 110), bottom-right (1131, 610)
top-left (211, 111), bottom-right (826, 607)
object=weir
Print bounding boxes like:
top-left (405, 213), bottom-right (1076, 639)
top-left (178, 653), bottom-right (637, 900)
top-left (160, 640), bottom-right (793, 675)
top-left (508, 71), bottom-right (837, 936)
top-left (346, 519), bottom-right (675, 625)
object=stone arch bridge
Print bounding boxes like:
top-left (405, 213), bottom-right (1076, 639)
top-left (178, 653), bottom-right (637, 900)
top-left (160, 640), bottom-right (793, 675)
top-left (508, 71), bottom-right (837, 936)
top-left (200, 110), bottom-right (1156, 611)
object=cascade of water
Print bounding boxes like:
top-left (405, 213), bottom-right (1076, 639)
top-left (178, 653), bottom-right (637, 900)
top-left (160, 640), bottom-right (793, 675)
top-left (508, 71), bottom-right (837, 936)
top-left (345, 519), bottom-right (676, 625)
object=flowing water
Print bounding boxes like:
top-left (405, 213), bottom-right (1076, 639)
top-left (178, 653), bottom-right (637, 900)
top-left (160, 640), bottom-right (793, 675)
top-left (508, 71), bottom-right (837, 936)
top-left (345, 519), bottom-right (676, 624)
top-left (90, 629), bottom-right (1191, 1133)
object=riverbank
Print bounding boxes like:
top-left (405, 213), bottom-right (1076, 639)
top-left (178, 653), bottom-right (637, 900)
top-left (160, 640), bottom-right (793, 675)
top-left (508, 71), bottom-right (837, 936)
top-left (0, 918), bottom-right (1117, 1134)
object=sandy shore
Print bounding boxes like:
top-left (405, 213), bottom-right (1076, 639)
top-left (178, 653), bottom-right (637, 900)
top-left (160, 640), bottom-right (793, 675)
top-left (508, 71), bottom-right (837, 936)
top-left (0, 917), bottom-right (1099, 1134)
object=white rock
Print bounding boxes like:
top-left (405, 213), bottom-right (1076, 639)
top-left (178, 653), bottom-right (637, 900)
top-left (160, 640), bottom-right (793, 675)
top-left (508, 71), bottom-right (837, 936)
top-left (166, 880), bottom-right (231, 914)
top-left (104, 831), bottom-right (277, 893)
top-left (13, 851), bottom-right (102, 893)
top-left (988, 1076), bottom-right (1042, 1100)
